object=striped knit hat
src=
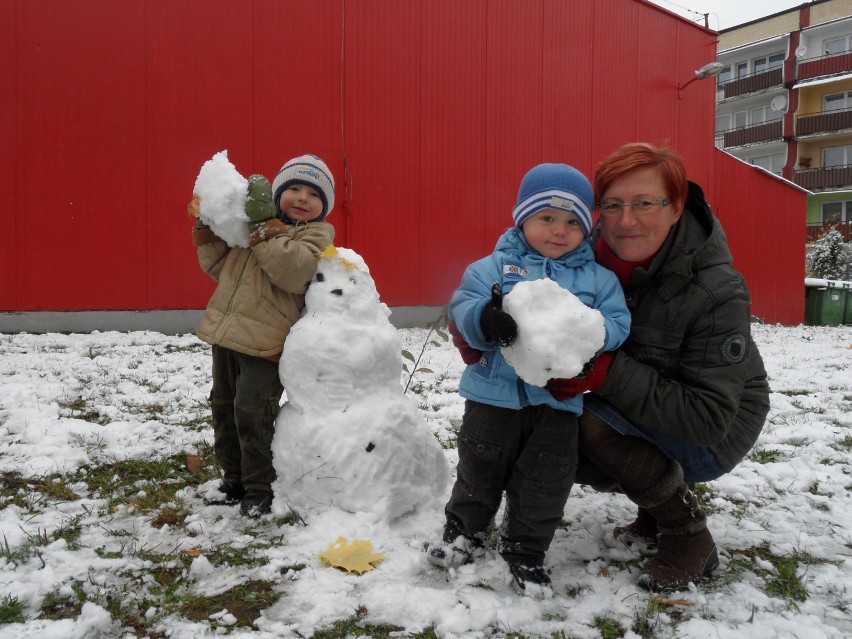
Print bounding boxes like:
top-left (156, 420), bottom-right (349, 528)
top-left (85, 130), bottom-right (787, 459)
top-left (512, 163), bottom-right (594, 237)
top-left (271, 154), bottom-right (335, 221)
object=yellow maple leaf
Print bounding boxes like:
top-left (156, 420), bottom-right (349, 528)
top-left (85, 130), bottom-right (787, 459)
top-left (321, 245), bottom-right (338, 258)
top-left (319, 537), bottom-right (385, 575)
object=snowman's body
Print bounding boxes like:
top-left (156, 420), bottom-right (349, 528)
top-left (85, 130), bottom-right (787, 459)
top-left (271, 247), bottom-right (449, 522)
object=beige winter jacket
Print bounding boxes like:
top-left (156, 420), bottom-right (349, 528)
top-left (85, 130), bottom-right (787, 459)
top-left (193, 219), bottom-right (335, 359)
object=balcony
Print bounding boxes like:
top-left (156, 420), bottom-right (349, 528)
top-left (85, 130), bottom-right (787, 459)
top-left (798, 51), bottom-right (852, 82)
top-left (717, 67), bottom-right (783, 99)
top-left (796, 107), bottom-right (852, 136)
top-left (807, 221), bottom-right (852, 242)
top-left (721, 120), bottom-right (783, 148)
top-left (794, 165), bottom-right (852, 190)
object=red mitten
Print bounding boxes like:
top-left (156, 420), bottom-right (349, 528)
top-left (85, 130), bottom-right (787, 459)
top-left (545, 351), bottom-right (615, 400)
top-left (448, 321), bottom-right (483, 365)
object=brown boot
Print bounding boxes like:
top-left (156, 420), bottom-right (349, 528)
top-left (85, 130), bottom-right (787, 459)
top-left (613, 507), bottom-right (658, 544)
top-left (626, 460), bottom-right (719, 591)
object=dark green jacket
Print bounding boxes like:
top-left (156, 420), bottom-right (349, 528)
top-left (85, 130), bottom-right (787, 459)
top-left (591, 181), bottom-right (769, 472)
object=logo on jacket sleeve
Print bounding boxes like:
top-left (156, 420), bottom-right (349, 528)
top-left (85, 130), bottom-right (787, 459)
top-left (503, 263), bottom-right (528, 278)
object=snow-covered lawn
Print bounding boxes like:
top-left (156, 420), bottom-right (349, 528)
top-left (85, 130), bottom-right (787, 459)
top-left (0, 324), bottom-right (850, 638)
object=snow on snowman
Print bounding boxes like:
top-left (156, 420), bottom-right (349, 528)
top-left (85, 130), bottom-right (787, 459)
top-left (193, 150), bottom-right (450, 522)
top-left (270, 245), bottom-right (450, 522)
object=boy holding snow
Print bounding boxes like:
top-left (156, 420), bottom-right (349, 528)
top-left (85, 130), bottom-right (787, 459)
top-left (190, 154), bottom-right (336, 517)
top-left (429, 163), bottom-right (630, 596)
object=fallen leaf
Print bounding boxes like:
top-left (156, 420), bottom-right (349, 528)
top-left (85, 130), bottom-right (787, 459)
top-left (182, 549), bottom-right (201, 556)
top-left (319, 537), bottom-right (385, 575)
top-left (657, 597), bottom-right (693, 607)
top-left (186, 454), bottom-right (205, 474)
top-left (597, 566), bottom-right (610, 577)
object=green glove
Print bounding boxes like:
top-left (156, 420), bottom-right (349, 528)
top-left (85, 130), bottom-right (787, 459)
top-left (245, 174), bottom-right (276, 231)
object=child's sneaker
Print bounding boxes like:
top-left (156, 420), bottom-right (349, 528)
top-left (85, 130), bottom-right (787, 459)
top-left (507, 562), bottom-right (553, 599)
top-left (240, 489), bottom-right (273, 518)
top-left (203, 481), bottom-right (245, 506)
top-left (427, 535), bottom-right (484, 569)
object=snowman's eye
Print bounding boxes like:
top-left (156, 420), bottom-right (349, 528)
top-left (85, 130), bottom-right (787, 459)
top-left (331, 289), bottom-right (343, 296)
top-left (316, 273), bottom-right (325, 282)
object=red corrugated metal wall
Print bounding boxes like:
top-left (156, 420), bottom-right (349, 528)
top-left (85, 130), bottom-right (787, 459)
top-left (0, 0), bottom-right (804, 324)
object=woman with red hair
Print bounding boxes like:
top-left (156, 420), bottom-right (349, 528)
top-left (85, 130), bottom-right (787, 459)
top-left (574, 142), bottom-right (769, 591)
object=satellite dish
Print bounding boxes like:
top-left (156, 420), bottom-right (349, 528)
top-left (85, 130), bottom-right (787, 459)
top-left (770, 95), bottom-right (787, 112)
top-left (795, 44), bottom-right (807, 59)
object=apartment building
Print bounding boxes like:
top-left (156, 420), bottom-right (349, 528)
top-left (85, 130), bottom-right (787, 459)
top-left (715, 0), bottom-right (852, 241)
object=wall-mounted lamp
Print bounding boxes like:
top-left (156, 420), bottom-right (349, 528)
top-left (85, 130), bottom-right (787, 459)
top-left (677, 61), bottom-right (725, 100)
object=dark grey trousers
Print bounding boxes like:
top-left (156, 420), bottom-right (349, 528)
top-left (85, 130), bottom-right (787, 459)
top-left (210, 345), bottom-right (283, 493)
top-left (444, 400), bottom-right (577, 566)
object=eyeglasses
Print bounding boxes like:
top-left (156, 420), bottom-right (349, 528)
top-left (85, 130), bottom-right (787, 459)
top-left (597, 199), bottom-right (671, 215)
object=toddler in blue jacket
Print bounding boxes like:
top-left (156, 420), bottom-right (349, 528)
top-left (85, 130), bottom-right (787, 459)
top-left (429, 163), bottom-right (630, 597)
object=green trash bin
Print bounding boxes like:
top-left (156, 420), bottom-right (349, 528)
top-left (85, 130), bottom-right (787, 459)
top-left (805, 278), bottom-right (848, 326)
top-left (842, 282), bottom-right (852, 326)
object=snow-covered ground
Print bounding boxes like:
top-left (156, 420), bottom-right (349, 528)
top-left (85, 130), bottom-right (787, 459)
top-left (0, 323), bottom-right (850, 638)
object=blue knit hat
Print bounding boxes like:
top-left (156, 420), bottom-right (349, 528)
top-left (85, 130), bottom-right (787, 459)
top-left (512, 163), bottom-right (594, 236)
top-left (271, 154), bottom-right (335, 221)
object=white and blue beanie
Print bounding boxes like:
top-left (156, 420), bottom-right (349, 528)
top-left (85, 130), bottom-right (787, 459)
top-left (512, 163), bottom-right (594, 237)
top-left (271, 154), bottom-right (335, 221)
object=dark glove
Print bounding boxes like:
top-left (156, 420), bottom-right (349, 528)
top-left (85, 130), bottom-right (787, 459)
top-left (449, 321), bottom-right (483, 365)
top-left (545, 351), bottom-right (615, 400)
top-left (479, 283), bottom-right (517, 347)
top-left (187, 195), bottom-right (209, 230)
top-left (245, 174), bottom-right (276, 230)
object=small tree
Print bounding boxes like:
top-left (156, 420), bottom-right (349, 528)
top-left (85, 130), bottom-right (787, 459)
top-left (807, 228), bottom-right (852, 280)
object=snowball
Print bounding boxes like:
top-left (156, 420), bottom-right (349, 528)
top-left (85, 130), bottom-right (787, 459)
top-left (501, 278), bottom-right (605, 386)
top-left (193, 150), bottom-right (250, 248)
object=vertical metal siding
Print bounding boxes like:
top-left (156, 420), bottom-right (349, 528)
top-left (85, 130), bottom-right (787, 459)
top-left (714, 153), bottom-right (805, 325)
top-left (0, 0), bottom-right (16, 310)
top-left (0, 0), bottom-right (805, 324)
top-left (145, 1), bottom-right (255, 310)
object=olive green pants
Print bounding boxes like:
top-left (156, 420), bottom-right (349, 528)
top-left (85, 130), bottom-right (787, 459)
top-left (210, 345), bottom-right (283, 492)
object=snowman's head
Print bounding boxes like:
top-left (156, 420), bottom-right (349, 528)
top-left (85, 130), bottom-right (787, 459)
top-left (305, 246), bottom-right (388, 321)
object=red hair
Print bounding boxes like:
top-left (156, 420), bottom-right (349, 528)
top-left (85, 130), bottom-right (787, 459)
top-left (594, 143), bottom-right (688, 208)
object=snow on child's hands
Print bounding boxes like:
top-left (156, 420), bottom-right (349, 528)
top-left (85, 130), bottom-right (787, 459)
top-left (193, 150), bottom-right (251, 247)
top-left (501, 278), bottom-right (605, 387)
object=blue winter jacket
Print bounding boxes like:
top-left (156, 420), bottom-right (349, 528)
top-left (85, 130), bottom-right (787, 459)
top-left (450, 227), bottom-right (631, 414)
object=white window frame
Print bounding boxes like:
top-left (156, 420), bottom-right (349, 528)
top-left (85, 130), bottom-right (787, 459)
top-left (824, 90), bottom-right (852, 112)
top-left (750, 154), bottom-right (785, 176)
top-left (824, 35), bottom-right (852, 56)
top-left (823, 144), bottom-right (852, 168)
top-left (821, 200), bottom-right (852, 224)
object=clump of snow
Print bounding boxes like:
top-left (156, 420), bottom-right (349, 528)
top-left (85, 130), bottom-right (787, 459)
top-left (192, 150), bottom-right (250, 248)
top-left (501, 278), bottom-right (605, 386)
top-left (272, 246), bottom-right (450, 522)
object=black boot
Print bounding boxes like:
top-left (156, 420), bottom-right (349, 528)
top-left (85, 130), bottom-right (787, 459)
top-left (627, 461), bottom-right (718, 591)
top-left (613, 506), bottom-right (658, 543)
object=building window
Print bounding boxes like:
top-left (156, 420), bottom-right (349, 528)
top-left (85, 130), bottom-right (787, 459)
top-left (733, 110), bottom-right (747, 129)
top-left (751, 154), bottom-right (785, 176)
top-left (823, 145), bottom-right (852, 168)
top-left (753, 52), bottom-right (784, 73)
top-left (736, 62), bottom-right (748, 78)
top-left (717, 65), bottom-right (731, 86)
top-left (821, 200), bottom-right (852, 224)
top-left (747, 105), bottom-right (783, 126)
top-left (824, 35), bottom-right (852, 56)
top-left (824, 91), bottom-right (852, 112)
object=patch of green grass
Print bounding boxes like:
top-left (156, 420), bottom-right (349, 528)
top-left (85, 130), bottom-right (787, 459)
top-left (178, 580), bottom-right (281, 629)
top-left (0, 595), bottom-right (26, 624)
top-left (39, 582), bottom-right (87, 621)
top-left (594, 614), bottom-right (624, 639)
top-left (718, 542), bottom-right (834, 609)
top-left (748, 448), bottom-right (784, 464)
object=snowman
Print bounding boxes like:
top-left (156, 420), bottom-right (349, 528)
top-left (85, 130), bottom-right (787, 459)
top-left (270, 246), bottom-right (450, 522)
